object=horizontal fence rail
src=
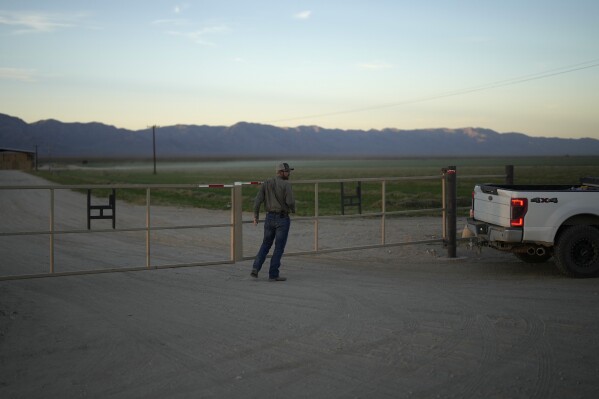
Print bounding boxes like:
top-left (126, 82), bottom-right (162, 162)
top-left (0, 183), bottom-right (236, 280)
top-left (0, 168), bottom-right (509, 280)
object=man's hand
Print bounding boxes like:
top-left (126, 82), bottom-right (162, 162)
top-left (253, 217), bottom-right (258, 226)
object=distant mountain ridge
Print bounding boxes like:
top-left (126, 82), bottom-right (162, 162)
top-left (1, 113), bottom-right (598, 159)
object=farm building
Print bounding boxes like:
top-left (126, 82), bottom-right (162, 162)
top-left (0, 148), bottom-right (36, 170)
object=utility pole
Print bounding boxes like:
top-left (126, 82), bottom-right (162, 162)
top-left (148, 125), bottom-right (159, 175)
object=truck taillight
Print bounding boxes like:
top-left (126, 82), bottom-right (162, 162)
top-left (510, 198), bottom-right (528, 227)
top-left (470, 190), bottom-right (475, 218)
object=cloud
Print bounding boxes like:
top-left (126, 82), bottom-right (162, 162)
top-left (0, 67), bottom-right (36, 82)
top-left (357, 62), bottom-right (393, 70)
top-left (173, 3), bottom-right (191, 14)
top-left (167, 25), bottom-right (229, 46)
top-left (152, 18), bottom-right (188, 27)
top-left (0, 10), bottom-right (86, 34)
top-left (294, 10), bottom-right (312, 20)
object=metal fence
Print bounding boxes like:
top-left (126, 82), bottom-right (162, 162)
top-left (0, 168), bottom-right (508, 280)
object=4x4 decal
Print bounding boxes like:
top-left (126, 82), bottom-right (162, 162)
top-left (531, 197), bottom-right (558, 204)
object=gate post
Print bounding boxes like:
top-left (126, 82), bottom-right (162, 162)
top-left (505, 165), bottom-right (514, 185)
top-left (232, 183), bottom-right (243, 262)
top-left (49, 188), bottom-right (55, 274)
top-left (443, 166), bottom-right (457, 258)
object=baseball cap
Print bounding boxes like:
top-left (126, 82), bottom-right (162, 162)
top-left (276, 162), bottom-right (294, 172)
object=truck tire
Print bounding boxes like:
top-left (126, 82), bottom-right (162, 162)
top-left (514, 252), bottom-right (552, 263)
top-left (554, 225), bottom-right (599, 278)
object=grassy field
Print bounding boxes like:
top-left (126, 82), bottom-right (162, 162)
top-left (32, 157), bottom-right (599, 217)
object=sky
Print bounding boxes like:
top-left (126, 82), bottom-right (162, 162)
top-left (1, 0), bottom-right (599, 139)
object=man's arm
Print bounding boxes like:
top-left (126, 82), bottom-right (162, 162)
top-left (286, 183), bottom-right (296, 213)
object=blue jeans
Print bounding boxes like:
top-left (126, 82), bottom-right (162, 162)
top-left (253, 213), bottom-right (291, 278)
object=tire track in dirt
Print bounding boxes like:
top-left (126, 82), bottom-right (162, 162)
top-left (419, 281), bottom-right (555, 398)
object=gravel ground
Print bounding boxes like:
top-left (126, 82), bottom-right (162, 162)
top-left (2, 170), bottom-right (599, 398)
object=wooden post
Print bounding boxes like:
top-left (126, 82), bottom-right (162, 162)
top-left (232, 183), bottom-right (243, 262)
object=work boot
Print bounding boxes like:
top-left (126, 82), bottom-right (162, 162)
top-left (268, 276), bottom-right (287, 282)
top-left (250, 269), bottom-right (258, 278)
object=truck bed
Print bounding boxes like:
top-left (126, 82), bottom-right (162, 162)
top-left (472, 178), bottom-right (599, 244)
top-left (480, 177), bottom-right (599, 194)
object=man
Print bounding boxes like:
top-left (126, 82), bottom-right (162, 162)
top-left (250, 162), bottom-right (296, 281)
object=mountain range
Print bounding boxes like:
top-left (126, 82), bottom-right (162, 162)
top-left (1, 113), bottom-right (598, 159)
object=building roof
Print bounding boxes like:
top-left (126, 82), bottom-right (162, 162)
top-left (0, 147), bottom-right (36, 154)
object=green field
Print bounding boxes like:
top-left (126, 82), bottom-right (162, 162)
top-left (32, 157), bottom-right (599, 217)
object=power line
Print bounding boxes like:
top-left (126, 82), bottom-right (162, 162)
top-left (263, 58), bottom-right (599, 125)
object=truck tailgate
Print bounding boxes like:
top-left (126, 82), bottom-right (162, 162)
top-left (472, 185), bottom-right (512, 227)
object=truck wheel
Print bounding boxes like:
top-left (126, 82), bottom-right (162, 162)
top-left (514, 252), bottom-right (552, 263)
top-left (554, 225), bottom-right (599, 278)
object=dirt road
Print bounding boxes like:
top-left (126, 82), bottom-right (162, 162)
top-left (1, 171), bottom-right (599, 398)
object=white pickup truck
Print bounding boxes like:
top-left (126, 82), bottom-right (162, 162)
top-left (465, 177), bottom-right (599, 277)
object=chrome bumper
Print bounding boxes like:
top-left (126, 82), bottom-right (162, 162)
top-left (466, 218), bottom-right (523, 243)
